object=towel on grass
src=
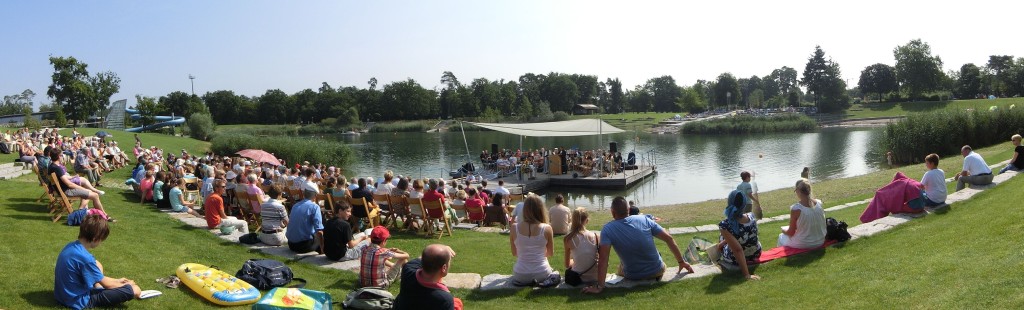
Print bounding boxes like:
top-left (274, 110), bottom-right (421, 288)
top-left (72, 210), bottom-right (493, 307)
top-left (860, 172), bottom-right (925, 223)
top-left (753, 240), bottom-right (838, 264)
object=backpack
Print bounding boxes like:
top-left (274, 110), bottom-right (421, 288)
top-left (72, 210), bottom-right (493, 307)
top-left (825, 217), bottom-right (851, 242)
top-left (236, 259), bottom-right (305, 290)
top-left (343, 287), bottom-right (394, 310)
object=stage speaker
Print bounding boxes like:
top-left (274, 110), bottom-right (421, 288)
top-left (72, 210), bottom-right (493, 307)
top-left (491, 143), bottom-right (498, 154)
top-left (609, 142), bottom-right (618, 153)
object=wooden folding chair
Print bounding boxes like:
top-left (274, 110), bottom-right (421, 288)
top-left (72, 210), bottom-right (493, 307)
top-left (397, 196), bottom-right (426, 233)
top-left (450, 201), bottom-right (467, 224)
top-left (372, 193), bottom-right (399, 228)
top-left (465, 202), bottom-right (486, 226)
top-left (235, 190), bottom-right (262, 232)
top-left (49, 173), bottom-right (81, 223)
top-left (349, 197), bottom-right (380, 228)
top-left (314, 192), bottom-right (334, 220)
top-left (183, 177), bottom-right (201, 206)
top-left (234, 188), bottom-right (250, 217)
top-left (422, 199), bottom-right (453, 238)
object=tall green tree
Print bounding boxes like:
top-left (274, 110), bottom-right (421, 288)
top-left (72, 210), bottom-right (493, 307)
top-left (801, 45), bottom-right (850, 113)
top-left (893, 39), bottom-right (945, 99)
top-left (47, 56), bottom-right (95, 126)
top-left (1, 89), bottom-right (35, 116)
top-left (380, 78), bottom-right (438, 120)
top-left (857, 63), bottom-right (899, 101)
top-left (713, 73), bottom-right (741, 109)
top-left (134, 95), bottom-right (162, 130)
top-left (648, 75), bottom-right (683, 112)
top-left (955, 63), bottom-right (983, 99)
top-left (606, 78), bottom-right (626, 114)
top-left (986, 55), bottom-right (1014, 96)
top-left (257, 89), bottom-right (293, 124)
top-left (90, 71), bottom-right (121, 113)
top-left (539, 73), bottom-right (579, 112)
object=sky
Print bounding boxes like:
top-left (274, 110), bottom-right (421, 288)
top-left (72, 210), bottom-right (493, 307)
top-left (2, 0), bottom-right (1022, 108)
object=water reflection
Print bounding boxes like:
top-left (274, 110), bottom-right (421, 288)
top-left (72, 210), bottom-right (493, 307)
top-left (336, 127), bottom-right (882, 209)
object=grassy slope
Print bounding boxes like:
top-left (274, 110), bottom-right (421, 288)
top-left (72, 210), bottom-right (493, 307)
top-left (842, 97), bottom-right (1024, 119)
top-left (2, 128), bottom-right (1022, 308)
top-left (572, 112), bottom-right (680, 129)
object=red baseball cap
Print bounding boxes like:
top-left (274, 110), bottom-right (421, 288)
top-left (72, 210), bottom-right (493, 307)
top-left (370, 226), bottom-right (390, 243)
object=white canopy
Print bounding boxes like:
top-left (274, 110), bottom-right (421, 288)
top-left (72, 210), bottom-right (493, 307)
top-left (467, 119), bottom-right (624, 137)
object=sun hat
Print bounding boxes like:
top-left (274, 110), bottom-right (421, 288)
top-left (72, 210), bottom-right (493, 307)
top-left (370, 226), bottom-right (390, 243)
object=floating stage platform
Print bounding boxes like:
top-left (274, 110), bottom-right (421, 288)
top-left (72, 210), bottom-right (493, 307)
top-left (497, 165), bottom-right (656, 193)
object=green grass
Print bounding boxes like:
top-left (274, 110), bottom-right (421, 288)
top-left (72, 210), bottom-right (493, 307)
top-left (572, 112), bottom-right (681, 130)
top-left (3, 128), bottom-right (1023, 308)
top-left (842, 97), bottom-right (1024, 120)
top-left (681, 113), bottom-right (817, 134)
top-left (367, 120), bottom-right (436, 133)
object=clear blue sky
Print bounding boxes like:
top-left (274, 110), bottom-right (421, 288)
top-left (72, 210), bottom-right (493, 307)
top-left (2, 0), bottom-right (1022, 108)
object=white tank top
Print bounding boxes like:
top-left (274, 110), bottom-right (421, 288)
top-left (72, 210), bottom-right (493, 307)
top-left (570, 231), bottom-right (598, 273)
top-left (513, 223), bottom-right (553, 275)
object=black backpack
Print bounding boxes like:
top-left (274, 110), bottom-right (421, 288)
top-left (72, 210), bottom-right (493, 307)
top-left (825, 217), bottom-right (851, 242)
top-left (235, 259), bottom-right (305, 290)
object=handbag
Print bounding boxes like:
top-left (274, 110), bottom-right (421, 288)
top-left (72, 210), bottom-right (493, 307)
top-left (236, 259), bottom-right (306, 290)
top-left (825, 217), bottom-right (851, 242)
top-left (253, 287), bottom-right (332, 310)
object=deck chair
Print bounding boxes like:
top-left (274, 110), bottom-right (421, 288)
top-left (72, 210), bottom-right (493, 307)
top-left (36, 166), bottom-right (61, 214)
top-left (450, 201), bottom-right (467, 223)
top-left (49, 172), bottom-right (81, 223)
top-left (235, 190), bottom-right (262, 232)
top-left (314, 192), bottom-right (334, 220)
top-left (422, 199), bottom-right (453, 239)
top-left (400, 197), bottom-right (427, 233)
top-left (183, 177), bottom-right (201, 206)
top-left (372, 193), bottom-right (398, 228)
top-left (234, 188), bottom-right (251, 217)
top-left (349, 197), bottom-right (380, 228)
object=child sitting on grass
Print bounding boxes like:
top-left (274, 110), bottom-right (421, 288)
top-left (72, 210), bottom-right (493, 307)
top-left (55, 215), bottom-right (141, 309)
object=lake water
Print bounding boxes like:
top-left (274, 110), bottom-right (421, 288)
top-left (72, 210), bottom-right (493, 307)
top-left (335, 127), bottom-right (884, 209)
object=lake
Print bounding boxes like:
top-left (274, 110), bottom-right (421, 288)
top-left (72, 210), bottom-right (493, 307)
top-left (336, 127), bottom-right (884, 209)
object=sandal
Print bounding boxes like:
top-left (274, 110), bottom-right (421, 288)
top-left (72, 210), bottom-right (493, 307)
top-left (155, 276), bottom-right (181, 289)
top-left (107, 217), bottom-right (117, 223)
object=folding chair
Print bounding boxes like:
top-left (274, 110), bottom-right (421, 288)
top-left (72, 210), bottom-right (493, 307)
top-left (450, 201), bottom-right (467, 223)
top-left (399, 197), bottom-right (427, 233)
top-left (372, 193), bottom-right (399, 228)
top-left (314, 192), bottom-right (334, 220)
top-left (348, 197), bottom-right (380, 228)
top-left (235, 190), bottom-right (262, 232)
top-left (422, 199), bottom-right (453, 239)
top-left (183, 177), bottom-right (201, 206)
top-left (49, 173), bottom-right (81, 223)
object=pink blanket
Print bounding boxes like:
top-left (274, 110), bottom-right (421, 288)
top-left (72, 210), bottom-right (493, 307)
top-left (753, 240), bottom-right (838, 264)
top-left (859, 171), bottom-right (925, 223)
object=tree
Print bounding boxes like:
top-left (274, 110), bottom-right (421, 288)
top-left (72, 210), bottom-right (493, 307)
top-left (678, 86), bottom-right (708, 113)
top-left (987, 55), bottom-right (1014, 96)
top-left (202, 90), bottom-right (245, 124)
top-left (257, 89), bottom-right (293, 124)
top-left (956, 63), bottom-right (983, 99)
top-left (134, 95), bottom-right (162, 130)
top-left (47, 56), bottom-right (95, 126)
top-left (858, 63), bottom-right (899, 101)
top-left (539, 73), bottom-right (579, 113)
top-left (186, 113), bottom-right (215, 141)
top-left (1, 89), bottom-right (35, 116)
top-left (158, 91), bottom-right (193, 118)
top-left (380, 78), bottom-right (438, 120)
top-left (607, 78), bottom-right (626, 114)
top-left (801, 45), bottom-right (850, 113)
top-left (893, 39), bottom-right (944, 99)
top-left (90, 71), bottom-right (121, 113)
top-left (713, 73), bottom-right (741, 109)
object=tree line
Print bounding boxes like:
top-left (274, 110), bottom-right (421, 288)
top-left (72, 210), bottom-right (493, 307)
top-left (28, 39), bottom-right (1024, 129)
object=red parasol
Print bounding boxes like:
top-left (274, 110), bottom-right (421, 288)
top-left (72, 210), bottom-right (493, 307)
top-left (235, 149), bottom-right (282, 166)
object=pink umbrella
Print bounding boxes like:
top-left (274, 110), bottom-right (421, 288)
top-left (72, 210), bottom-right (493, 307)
top-left (235, 149), bottom-right (282, 166)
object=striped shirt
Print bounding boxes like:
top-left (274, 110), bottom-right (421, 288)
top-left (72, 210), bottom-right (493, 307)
top-left (359, 244), bottom-right (395, 288)
top-left (260, 199), bottom-right (288, 232)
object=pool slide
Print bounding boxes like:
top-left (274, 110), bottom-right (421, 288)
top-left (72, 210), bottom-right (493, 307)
top-left (124, 108), bottom-right (186, 132)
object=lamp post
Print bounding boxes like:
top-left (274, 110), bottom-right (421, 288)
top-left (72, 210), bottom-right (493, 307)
top-left (810, 90), bottom-right (816, 113)
top-left (726, 91), bottom-right (731, 111)
top-left (188, 74), bottom-right (196, 97)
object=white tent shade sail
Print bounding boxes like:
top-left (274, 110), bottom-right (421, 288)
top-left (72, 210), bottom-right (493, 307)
top-left (467, 119), bottom-right (624, 137)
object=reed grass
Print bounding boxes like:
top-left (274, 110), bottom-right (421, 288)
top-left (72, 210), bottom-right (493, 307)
top-left (681, 113), bottom-right (817, 134)
top-left (209, 133), bottom-right (352, 167)
top-left (881, 107), bottom-right (1024, 164)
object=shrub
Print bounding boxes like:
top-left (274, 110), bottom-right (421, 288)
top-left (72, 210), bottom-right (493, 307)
top-left (552, 111), bottom-right (570, 121)
top-left (368, 121), bottom-right (432, 133)
top-left (881, 107), bottom-right (1024, 164)
top-left (186, 113), bottom-right (216, 141)
top-left (210, 133), bottom-right (352, 168)
top-left (681, 113), bottom-right (817, 134)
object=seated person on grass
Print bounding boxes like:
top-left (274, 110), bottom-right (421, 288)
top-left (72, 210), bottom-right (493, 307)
top-left (286, 182), bottom-right (325, 254)
top-left (920, 153), bottom-right (947, 207)
top-left (778, 179), bottom-right (826, 249)
top-left (359, 226), bottom-right (410, 288)
top-left (323, 204), bottom-right (371, 261)
top-left (54, 215), bottom-right (141, 309)
top-left (258, 184), bottom-right (289, 246)
top-left (204, 179), bottom-right (248, 233)
top-left (708, 190), bottom-right (762, 280)
top-left (169, 178), bottom-right (199, 216)
top-left (998, 134), bottom-right (1023, 174)
top-left (583, 197), bottom-right (693, 294)
top-left (954, 145), bottom-right (993, 191)
top-left (393, 244), bottom-right (463, 310)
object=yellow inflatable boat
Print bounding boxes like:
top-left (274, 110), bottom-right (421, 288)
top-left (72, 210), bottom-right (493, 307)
top-left (176, 263), bottom-right (261, 306)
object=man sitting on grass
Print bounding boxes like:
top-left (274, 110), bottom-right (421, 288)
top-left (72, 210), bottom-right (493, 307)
top-left (54, 215), bottom-right (141, 309)
top-left (359, 226), bottom-right (410, 288)
top-left (286, 182), bottom-right (325, 254)
top-left (583, 197), bottom-right (693, 294)
top-left (323, 204), bottom-right (370, 261)
top-left (954, 145), bottom-right (993, 191)
top-left (393, 244), bottom-right (462, 310)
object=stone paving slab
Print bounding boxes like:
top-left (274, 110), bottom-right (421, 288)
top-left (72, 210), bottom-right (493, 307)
top-left (848, 223), bottom-right (889, 239)
top-left (694, 224), bottom-right (720, 232)
top-left (443, 273), bottom-right (482, 289)
top-left (302, 255), bottom-right (361, 272)
top-left (454, 223), bottom-right (479, 230)
top-left (260, 246), bottom-right (319, 261)
top-left (668, 226), bottom-right (698, 234)
top-left (873, 215), bottom-right (913, 226)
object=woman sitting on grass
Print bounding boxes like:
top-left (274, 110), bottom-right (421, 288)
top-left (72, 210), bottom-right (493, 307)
top-left (708, 190), bottom-right (762, 280)
top-left (563, 207), bottom-right (600, 286)
top-left (509, 195), bottom-right (560, 287)
top-left (139, 171), bottom-right (155, 204)
top-left (152, 171), bottom-right (167, 208)
top-left (778, 179), bottom-right (826, 249)
top-left (169, 178), bottom-right (199, 216)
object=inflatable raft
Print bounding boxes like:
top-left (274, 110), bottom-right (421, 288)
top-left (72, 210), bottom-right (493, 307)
top-left (176, 263), bottom-right (261, 306)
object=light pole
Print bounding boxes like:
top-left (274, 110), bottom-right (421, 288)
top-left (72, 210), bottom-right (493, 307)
top-left (188, 74), bottom-right (196, 97)
top-left (726, 92), bottom-right (731, 111)
top-left (810, 90), bottom-right (816, 113)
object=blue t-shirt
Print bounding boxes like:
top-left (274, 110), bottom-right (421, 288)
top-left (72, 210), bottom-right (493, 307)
top-left (600, 215), bottom-right (665, 279)
top-left (153, 181), bottom-right (165, 201)
top-left (54, 240), bottom-right (104, 310)
top-left (131, 166), bottom-right (145, 183)
top-left (286, 199), bottom-right (324, 243)
top-left (169, 187), bottom-right (185, 211)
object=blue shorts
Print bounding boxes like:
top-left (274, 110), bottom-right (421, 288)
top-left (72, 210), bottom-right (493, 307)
top-left (86, 284), bottom-right (134, 308)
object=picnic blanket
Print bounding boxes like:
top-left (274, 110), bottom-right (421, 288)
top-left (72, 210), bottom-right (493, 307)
top-left (753, 240), bottom-right (838, 264)
top-left (859, 172), bottom-right (925, 223)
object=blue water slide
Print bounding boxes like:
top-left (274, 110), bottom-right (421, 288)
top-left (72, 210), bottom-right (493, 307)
top-left (124, 108), bottom-right (186, 132)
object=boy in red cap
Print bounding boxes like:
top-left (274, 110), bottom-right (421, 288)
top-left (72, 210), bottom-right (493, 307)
top-left (358, 226), bottom-right (410, 288)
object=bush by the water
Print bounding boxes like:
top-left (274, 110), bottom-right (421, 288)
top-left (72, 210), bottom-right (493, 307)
top-left (186, 113), bottom-right (216, 141)
top-left (210, 133), bottom-right (352, 168)
top-left (681, 113), bottom-right (817, 134)
top-left (882, 107), bottom-right (1024, 164)
top-left (368, 120), bottom-right (433, 133)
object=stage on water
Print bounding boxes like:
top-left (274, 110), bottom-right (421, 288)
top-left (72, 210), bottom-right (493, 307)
top-left (495, 165), bottom-right (656, 193)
